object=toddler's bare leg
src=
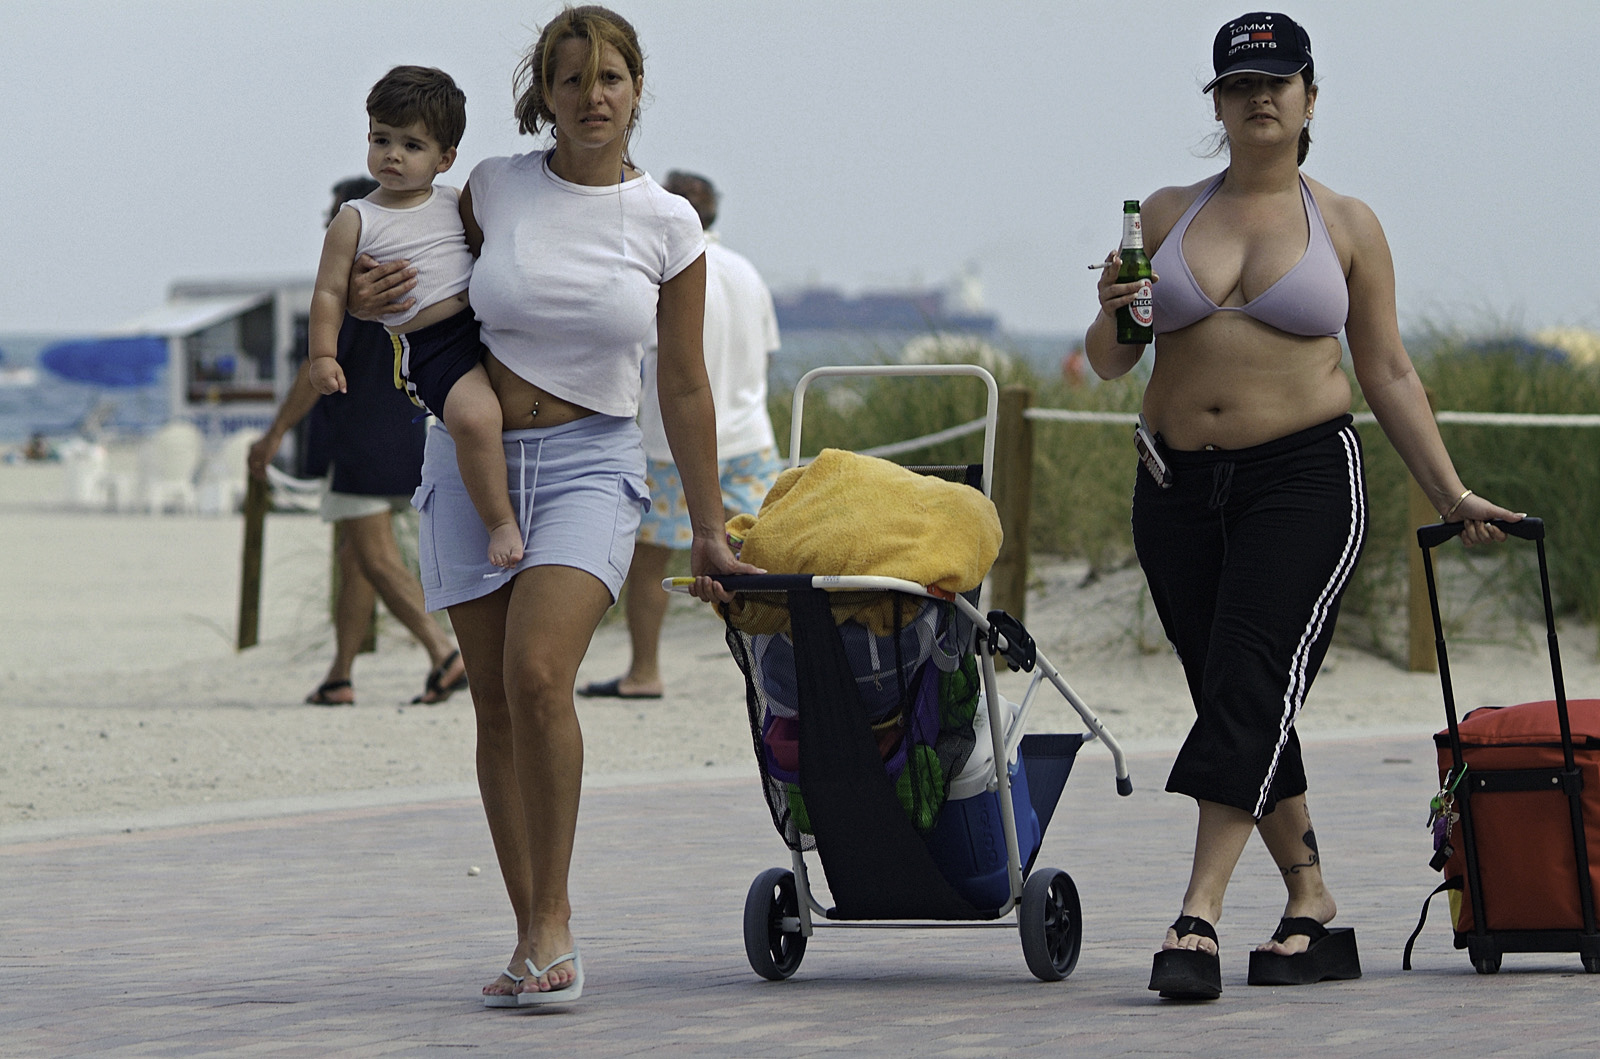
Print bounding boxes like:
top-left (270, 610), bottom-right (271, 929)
top-left (441, 365), bottom-right (520, 568)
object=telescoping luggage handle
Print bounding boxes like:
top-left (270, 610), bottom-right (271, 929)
top-left (1414, 517), bottom-right (1572, 769)
top-left (1416, 515), bottom-right (1544, 550)
top-left (1414, 515), bottom-right (1599, 949)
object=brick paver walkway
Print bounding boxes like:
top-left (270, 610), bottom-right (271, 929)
top-left (3, 734), bottom-right (1597, 1057)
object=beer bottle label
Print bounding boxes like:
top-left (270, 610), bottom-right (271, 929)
top-left (1131, 280), bottom-right (1154, 327)
top-left (1121, 213), bottom-right (1144, 250)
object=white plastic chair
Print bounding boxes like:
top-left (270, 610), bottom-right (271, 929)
top-left (196, 429), bottom-right (262, 516)
top-left (59, 439), bottom-right (111, 509)
top-left (135, 421), bottom-right (203, 514)
top-left (264, 464), bottom-right (327, 513)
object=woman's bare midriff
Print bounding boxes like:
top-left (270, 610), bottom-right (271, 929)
top-left (1143, 314), bottom-right (1350, 451)
top-left (483, 354), bottom-right (597, 429)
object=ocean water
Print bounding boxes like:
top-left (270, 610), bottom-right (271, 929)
top-left (0, 333), bottom-right (170, 444)
top-left (0, 328), bottom-right (1083, 446)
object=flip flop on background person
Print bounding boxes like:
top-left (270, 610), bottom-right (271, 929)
top-left (306, 679), bottom-right (356, 707)
top-left (576, 677), bottom-right (663, 700)
top-left (413, 649), bottom-right (468, 704)
top-left (305, 649), bottom-right (466, 707)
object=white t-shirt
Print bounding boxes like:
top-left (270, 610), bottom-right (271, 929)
top-left (639, 235), bottom-right (780, 462)
top-left (347, 186), bottom-right (474, 330)
top-left (466, 151), bottom-right (705, 418)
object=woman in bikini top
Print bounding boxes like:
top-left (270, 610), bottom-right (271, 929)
top-left (1081, 11), bottom-right (1518, 1002)
top-left (1086, 38), bottom-right (1510, 536)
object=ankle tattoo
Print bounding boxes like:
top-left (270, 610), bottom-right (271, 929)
top-left (1279, 828), bottom-right (1320, 876)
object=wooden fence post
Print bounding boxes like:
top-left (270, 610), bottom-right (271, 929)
top-left (991, 384), bottom-right (1035, 620)
top-left (237, 475), bottom-right (269, 650)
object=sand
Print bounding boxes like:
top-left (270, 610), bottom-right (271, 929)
top-left (5, 458), bottom-right (1596, 843)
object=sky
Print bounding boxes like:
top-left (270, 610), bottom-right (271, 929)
top-left (3, 0), bottom-right (1597, 340)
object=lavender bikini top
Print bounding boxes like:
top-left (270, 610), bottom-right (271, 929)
top-left (1149, 172), bottom-right (1347, 338)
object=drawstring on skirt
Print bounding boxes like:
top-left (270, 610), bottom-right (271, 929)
top-left (482, 436), bottom-right (543, 580)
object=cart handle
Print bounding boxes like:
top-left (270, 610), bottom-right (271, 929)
top-left (790, 364), bottom-right (999, 497)
top-left (663, 573), bottom-right (950, 599)
top-left (1416, 516), bottom-right (1542, 551)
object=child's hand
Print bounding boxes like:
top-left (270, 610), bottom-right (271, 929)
top-left (309, 357), bottom-right (347, 395)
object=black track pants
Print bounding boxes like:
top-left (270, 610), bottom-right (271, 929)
top-left (1132, 415), bottom-right (1368, 819)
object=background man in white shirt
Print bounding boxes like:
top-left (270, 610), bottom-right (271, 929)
top-left (580, 171), bottom-right (781, 699)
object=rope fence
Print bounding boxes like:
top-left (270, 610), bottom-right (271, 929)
top-left (1023, 408), bottom-right (1600, 429)
top-left (854, 418), bottom-right (987, 460)
top-left (244, 390), bottom-right (1600, 656)
top-left (850, 392), bottom-right (1600, 673)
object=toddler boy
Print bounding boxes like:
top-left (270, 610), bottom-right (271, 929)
top-left (309, 65), bottom-right (521, 568)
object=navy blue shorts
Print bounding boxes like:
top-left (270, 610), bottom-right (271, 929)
top-left (392, 307), bottom-right (483, 418)
top-left (1132, 415), bottom-right (1369, 819)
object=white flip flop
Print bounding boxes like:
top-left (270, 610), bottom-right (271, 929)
top-left (481, 965), bottom-right (526, 1008)
top-left (517, 949), bottom-right (584, 1006)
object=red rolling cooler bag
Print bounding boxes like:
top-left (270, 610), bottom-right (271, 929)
top-left (1404, 516), bottom-right (1600, 974)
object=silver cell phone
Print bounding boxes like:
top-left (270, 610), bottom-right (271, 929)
top-left (1135, 414), bottom-right (1173, 488)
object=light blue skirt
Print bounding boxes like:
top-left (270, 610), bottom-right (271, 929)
top-left (412, 416), bottom-right (649, 611)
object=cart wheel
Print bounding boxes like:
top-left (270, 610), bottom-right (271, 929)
top-left (744, 868), bottom-right (807, 981)
top-left (1472, 952), bottom-right (1501, 975)
top-left (1019, 868), bottom-right (1082, 982)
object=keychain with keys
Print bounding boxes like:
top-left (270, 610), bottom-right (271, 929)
top-left (1426, 766), bottom-right (1466, 871)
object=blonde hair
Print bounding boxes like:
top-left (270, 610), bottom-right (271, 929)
top-left (513, 5), bottom-right (644, 157)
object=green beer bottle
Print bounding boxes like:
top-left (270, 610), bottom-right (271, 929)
top-left (1116, 200), bottom-right (1154, 344)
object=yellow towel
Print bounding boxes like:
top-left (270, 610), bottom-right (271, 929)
top-left (722, 448), bottom-right (1002, 634)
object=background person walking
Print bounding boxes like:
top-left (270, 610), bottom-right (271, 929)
top-left (580, 170), bottom-right (782, 700)
top-left (247, 176), bottom-right (466, 707)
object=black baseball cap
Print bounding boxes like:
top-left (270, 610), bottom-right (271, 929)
top-left (1203, 12), bottom-right (1313, 92)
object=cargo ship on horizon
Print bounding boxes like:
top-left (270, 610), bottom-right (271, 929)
top-left (773, 265), bottom-right (998, 334)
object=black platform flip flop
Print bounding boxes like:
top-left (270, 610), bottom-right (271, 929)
top-left (1247, 917), bottom-right (1361, 986)
top-left (1149, 915), bottom-right (1222, 1000)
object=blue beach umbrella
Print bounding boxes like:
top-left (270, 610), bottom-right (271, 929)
top-left (39, 336), bottom-right (168, 388)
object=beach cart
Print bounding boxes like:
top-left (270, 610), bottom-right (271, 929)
top-left (675, 364), bottom-right (1131, 982)
top-left (1407, 516), bottom-right (1600, 975)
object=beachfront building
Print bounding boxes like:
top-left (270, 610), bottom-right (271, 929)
top-left (118, 277), bottom-right (313, 443)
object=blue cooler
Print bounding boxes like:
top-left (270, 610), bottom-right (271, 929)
top-left (921, 697), bottom-right (1043, 915)
top-left (923, 748), bottom-right (1041, 911)
top-left (922, 688), bottom-right (1084, 911)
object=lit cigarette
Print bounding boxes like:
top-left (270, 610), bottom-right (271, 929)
top-left (1087, 263), bottom-right (1115, 269)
